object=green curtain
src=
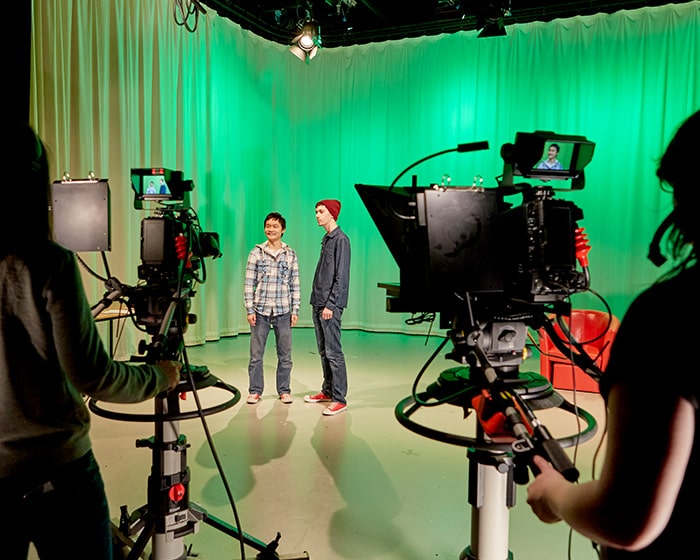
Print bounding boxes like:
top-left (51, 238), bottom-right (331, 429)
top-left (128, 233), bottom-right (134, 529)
top-left (30, 0), bottom-right (700, 354)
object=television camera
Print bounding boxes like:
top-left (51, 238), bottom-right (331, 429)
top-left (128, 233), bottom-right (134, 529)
top-left (356, 131), bottom-right (601, 560)
top-left (51, 167), bottom-right (221, 358)
top-left (356, 131), bottom-right (598, 367)
top-left (127, 168), bottom-right (222, 360)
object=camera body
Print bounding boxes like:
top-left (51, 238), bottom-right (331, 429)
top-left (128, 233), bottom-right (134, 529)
top-left (129, 168), bottom-right (221, 339)
top-left (138, 209), bottom-right (221, 285)
top-left (499, 186), bottom-right (586, 304)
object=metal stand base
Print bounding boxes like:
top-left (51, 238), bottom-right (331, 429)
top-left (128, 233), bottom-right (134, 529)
top-left (192, 502), bottom-right (310, 559)
top-left (93, 376), bottom-right (309, 560)
top-left (113, 503), bottom-right (310, 559)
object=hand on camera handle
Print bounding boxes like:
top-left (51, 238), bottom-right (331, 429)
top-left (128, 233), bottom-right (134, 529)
top-left (529, 424), bottom-right (579, 482)
top-left (157, 360), bottom-right (183, 391)
top-left (511, 416), bottom-right (579, 484)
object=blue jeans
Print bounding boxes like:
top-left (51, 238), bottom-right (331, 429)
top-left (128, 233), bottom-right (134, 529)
top-left (248, 311), bottom-right (293, 395)
top-left (0, 450), bottom-right (112, 560)
top-left (311, 306), bottom-right (348, 404)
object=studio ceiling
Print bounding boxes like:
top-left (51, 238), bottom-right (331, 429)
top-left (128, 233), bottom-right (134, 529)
top-left (198, 1), bottom-right (692, 47)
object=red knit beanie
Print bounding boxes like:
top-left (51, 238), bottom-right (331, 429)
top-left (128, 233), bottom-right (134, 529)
top-left (316, 199), bottom-right (341, 221)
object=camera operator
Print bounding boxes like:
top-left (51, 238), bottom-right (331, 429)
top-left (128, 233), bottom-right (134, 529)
top-left (0, 120), bottom-right (182, 560)
top-left (527, 110), bottom-right (700, 558)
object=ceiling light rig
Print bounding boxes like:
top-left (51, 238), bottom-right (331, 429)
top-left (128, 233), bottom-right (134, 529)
top-left (476, 0), bottom-right (511, 38)
top-left (290, 18), bottom-right (322, 63)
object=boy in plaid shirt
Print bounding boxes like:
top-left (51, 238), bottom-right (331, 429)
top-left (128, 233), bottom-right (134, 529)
top-left (244, 212), bottom-right (300, 404)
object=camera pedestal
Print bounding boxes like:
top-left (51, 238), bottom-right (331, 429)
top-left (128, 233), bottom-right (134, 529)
top-left (90, 374), bottom-right (309, 560)
top-left (396, 366), bottom-right (597, 560)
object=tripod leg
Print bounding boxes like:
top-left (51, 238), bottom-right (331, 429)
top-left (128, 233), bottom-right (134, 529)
top-left (116, 519), bottom-right (154, 560)
top-left (190, 503), bottom-right (310, 559)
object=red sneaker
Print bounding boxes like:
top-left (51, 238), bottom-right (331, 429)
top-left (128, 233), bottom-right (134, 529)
top-left (303, 392), bottom-right (331, 403)
top-left (322, 402), bottom-right (347, 416)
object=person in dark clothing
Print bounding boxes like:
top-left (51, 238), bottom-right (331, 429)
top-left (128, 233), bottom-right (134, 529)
top-left (527, 110), bottom-right (700, 558)
top-left (304, 199), bottom-right (351, 416)
top-left (0, 120), bottom-right (182, 560)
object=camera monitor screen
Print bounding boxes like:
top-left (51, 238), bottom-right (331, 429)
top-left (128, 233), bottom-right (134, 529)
top-left (143, 176), bottom-right (170, 197)
top-left (131, 168), bottom-right (191, 202)
top-left (512, 132), bottom-right (595, 183)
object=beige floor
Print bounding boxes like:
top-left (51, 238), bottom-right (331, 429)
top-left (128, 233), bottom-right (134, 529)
top-left (34, 329), bottom-right (607, 560)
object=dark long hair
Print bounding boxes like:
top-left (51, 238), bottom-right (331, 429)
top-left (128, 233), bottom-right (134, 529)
top-left (1, 121), bottom-right (51, 252)
top-left (656, 110), bottom-right (700, 267)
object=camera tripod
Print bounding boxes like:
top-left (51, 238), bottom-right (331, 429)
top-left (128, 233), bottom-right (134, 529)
top-left (395, 360), bottom-right (597, 560)
top-left (89, 369), bottom-right (310, 560)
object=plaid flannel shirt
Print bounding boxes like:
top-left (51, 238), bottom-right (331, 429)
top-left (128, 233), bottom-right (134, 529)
top-left (244, 242), bottom-right (301, 317)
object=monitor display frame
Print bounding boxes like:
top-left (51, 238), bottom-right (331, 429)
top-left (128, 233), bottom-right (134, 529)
top-left (511, 132), bottom-right (595, 185)
top-left (131, 168), bottom-right (191, 203)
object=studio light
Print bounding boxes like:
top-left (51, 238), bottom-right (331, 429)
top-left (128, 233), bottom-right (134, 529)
top-left (477, 18), bottom-right (506, 38)
top-left (476, 1), bottom-right (509, 38)
top-left (290, 19), bottom-right (321, 62)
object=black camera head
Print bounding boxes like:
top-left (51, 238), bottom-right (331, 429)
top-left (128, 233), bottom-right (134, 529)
top-left (356, 130), bottom-right (596, 330)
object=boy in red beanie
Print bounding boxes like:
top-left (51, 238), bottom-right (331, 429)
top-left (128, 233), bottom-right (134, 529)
top-left (304, 200), bottom-right (351, 415)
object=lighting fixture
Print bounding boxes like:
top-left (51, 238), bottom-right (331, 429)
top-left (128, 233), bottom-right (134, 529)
top-left (476, 1), bottom-right (510, 38)
top-left (290, 19), bottom-right (321, 62)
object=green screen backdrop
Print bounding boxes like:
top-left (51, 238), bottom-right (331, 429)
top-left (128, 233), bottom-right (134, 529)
top-left (30, 0), bottom-right (700, 352)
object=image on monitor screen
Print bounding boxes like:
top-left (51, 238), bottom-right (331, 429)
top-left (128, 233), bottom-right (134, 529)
top-left (534, 140), bottom-right (574, 172)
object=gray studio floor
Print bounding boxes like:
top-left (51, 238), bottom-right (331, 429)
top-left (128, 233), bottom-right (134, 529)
top-left (32, 328), bottom-right (606, 560)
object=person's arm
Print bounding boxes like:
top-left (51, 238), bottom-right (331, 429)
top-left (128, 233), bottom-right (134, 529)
top-left (48, 251), bottom-right (176, 402)
top-left (244, 247), bottom-right (258, 322)
top-left (290, 249), bottom-right (301, 326)
top-left (527, 382), bottom-right (694, 550)
top-left (326, 235), bottom-right (350, 313)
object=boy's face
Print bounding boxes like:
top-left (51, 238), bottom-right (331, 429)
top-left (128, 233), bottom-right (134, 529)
top-left (264, 218), bottom-right (284, 243)
top-left (315, 204), bottom-right (334, 228)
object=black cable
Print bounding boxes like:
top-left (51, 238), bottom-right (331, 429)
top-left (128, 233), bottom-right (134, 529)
top-left (410, 335), bottom-right (453, 407)
top-left (540, 289), bottom-right (615, 384)
top-left (172, 222), bottom-right (247, 559)
top-left (386, 141), bottom-right (490, 219)
top-left (179, 341), bottom-right (247, 560)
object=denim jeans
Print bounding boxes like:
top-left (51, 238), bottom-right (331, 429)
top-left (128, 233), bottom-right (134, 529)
top-left (311, 306), bottom-right (348, 404)
top-left (0, 450), bottom-right (112, 560)
top-left (248, 311), bottom-right (293, 395)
